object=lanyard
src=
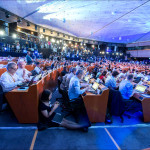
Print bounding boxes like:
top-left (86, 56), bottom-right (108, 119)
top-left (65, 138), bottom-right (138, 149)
top-left (7, 72), bottom-right (16, 82)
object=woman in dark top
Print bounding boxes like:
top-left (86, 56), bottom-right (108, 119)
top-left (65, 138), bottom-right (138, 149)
top-left (38, 89), bottom-right (84, 130)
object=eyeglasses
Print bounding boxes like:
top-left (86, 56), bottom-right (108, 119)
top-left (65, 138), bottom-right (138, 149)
top-left (11, 67), bottom-right (17, 71)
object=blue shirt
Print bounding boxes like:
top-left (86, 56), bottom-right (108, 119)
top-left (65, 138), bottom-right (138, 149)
top-left (105, 76), bottom-right (116, 89)
top-left (119, 80), bottom-right (133, 100)
top-left (68, 76), bottom-right (86, 100)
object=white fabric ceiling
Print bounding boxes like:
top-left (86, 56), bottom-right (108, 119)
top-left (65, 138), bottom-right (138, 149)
top-left (0, 0), bottom-right (150, 43)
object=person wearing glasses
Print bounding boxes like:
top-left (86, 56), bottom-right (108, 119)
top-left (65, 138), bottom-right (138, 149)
top-left (16, 60), bottom-right (32, 81)
top-left (0, 62), bottom-right (24, 92)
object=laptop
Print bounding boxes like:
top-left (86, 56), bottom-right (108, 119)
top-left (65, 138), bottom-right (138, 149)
top-left (84, 76), bottom-right (90, 82)
top-left (92, 82), bottom-right (100, 90)
top-left (133, 77), bottom-right (141, 83)
top-left (88, 82), bottom-right (100, 93)
top-left (135, 85), bottom-right (147, 93)
top-left (18, 75), bottom-right (39, 88)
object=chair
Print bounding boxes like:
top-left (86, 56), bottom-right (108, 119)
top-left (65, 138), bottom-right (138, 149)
top-left (56, 78), bottom-right (63, 101)
top-left (107, 88), bottom-right (124, 123)
top-left (57, 89), bottom-right (74, 117)
top-left (31, 70), bottom-right (38, 76)
top-left (0, 84), bottom-right (7, 112)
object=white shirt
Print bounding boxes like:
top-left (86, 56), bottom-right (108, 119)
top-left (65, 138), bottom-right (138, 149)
top-left (34, 66), bottom-right (41, 74)
top-left (68, 76), bottom-right (86, 100)
top-left (137, 73), bottom-right (145, 78)
top-left (118, 72), bottom-right (126, 78)
top-left (16, 68), bottom-right (30, 80)
top-left (76, 65), bottom-right (81, 71)
top-left (0, 71), bottom-right (23, 92)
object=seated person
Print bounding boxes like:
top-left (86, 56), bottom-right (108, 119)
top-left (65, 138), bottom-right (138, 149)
top-left (0, 62), bottom-right (24, 92)
top-left (96, 69), bottom-right (103, 78)
top-left (68, 69), bottom-right (91, 131)
top-left (16, 60), bottom-right (32, 81)
top-left (92, 65), bottom-right (99, 77)
top-left (60, 67), bottom-right (72, 91)
top-left (119, 74), bottom-right (142, 111)
top-left (105, 71), bottom-right (119, 89)
top-left (144, 72), bottom-right (150, 81)
top-left (34, 62), bottom-right (43, 74)
top-left (118, 70), bottom-right (126, 79)
top-left (137, 71), bottom-right (145, 78)
top-left (119, 74), bottom-right (134, 100)
top-left (99, 71), bottom-right (107, 83)
top-left (65, 67), bottom-right (76, 89)
top-left (61, 66), bottom-right (68, 76)
top-left (76, 62), bottom-right (81, 71)
top-left (38, 89), bottom-right (84, 130)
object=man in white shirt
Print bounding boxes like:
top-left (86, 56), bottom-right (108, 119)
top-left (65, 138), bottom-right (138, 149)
top-left (0, 62), bottom-right (24, 92)
top-left (16, 60), bottom-right (32, 81)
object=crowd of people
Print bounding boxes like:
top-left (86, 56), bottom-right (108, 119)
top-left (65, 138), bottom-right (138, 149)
top-left (0, 51), bottom-right (149, 131)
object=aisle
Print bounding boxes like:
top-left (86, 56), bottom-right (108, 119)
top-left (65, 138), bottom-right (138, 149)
top-left (0, 126), bottom-right (150, 150)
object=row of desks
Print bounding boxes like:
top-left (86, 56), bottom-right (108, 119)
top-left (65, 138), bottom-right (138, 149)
top-left (4, 63), bottom-right (150, 124)
top-left (5, 68), bottom-right (63, 123)
top-left (4, 65), bottom-right (109, 124)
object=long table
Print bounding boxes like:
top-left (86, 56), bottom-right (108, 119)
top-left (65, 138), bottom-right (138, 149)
top-left (133, 93), bottom-right (150, 122)
top-left (5, 68), bottom-right (63, 123)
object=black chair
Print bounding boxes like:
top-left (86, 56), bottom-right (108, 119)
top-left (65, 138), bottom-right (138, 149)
top-left (58, 89), bottom-right (74, 117)
top-left (56, 78), bottom-right (63, 101)
top-left (0, 84), bottom-right (7, 112)
top-left (107, 88), bottom-right (124, 123)
top-left (31, 70), bottom-right (38, 76)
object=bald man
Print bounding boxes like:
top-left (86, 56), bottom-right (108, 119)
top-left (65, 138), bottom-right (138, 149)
top-left (16, 60), bottom-right (32, 81)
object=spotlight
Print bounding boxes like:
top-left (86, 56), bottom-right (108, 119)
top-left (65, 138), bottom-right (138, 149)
top-left (46, 37), bottom-right (48, 41)
top-left (17, 28), bottom-right (21, 31)
top-left (51, 38), bottom-right (55, 43)
top-left (40, 34), bottom-right (44, 39)
top-left (5, 12), bottom-right (10, 18)
top-left (12, 34), bottom-right (17, 39)
top-left (0, 30), bottom-right (4, 36)
top-left (27, 22), bottom-right (30, 26)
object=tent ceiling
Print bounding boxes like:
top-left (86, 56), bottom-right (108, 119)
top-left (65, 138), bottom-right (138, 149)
top-left (0, 0), bottom-right (150, 43)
